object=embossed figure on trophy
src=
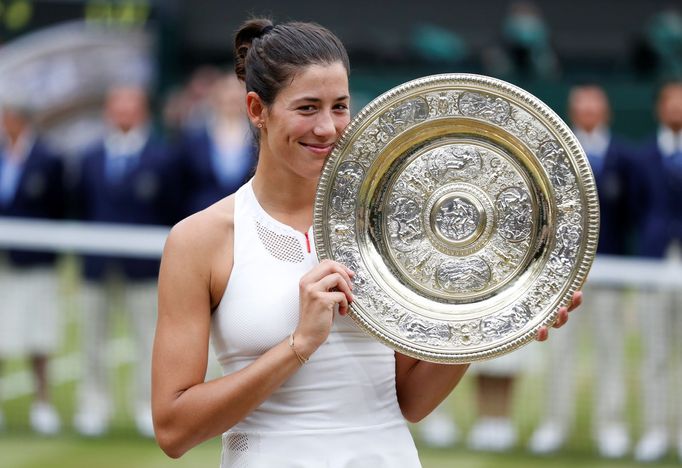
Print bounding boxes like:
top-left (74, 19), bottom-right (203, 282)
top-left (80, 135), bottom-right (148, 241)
top-left (496, 187), bottom-right (532, 242)
top-left (399, 316), bottom-right (451, 345)
top-left (378, 98), bottom-right (429, 136)
top-left (426, 145), bottom-right (482, 180)
top-left (549, 223), bottom-right (581, 274)
top-left (490, 242), bottom-right (525, 275)
top-left (452, 321), bottom-right (483, 346)
top-left (388, 196), bottom-right (423, 251)
top-left (487, 156), bottom-right (514, 186)
top-left (411, 251), bottom-right (438, 284)
top-left (333, 247), bottom-right (367, 290)
top-left (436, 197), bottom-right (480, 241)
top-left (436, 258), bottom-right (492, 293)
top-left (539, 140), bottom-right (576, 189)
top-left (458, 92), bottom-right (512, 125)
top-left (480, 304), bottom-right (533, 338)
top-left (331, 162), bottom-right (364, 215)
top-left (427, 91), bottom-right (458, 117)
top-left (395, 160), bottom-right (434, 199)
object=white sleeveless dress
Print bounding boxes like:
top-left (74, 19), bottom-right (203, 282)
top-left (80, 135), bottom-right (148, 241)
top-left (210, 180), bottom-right (421, 468)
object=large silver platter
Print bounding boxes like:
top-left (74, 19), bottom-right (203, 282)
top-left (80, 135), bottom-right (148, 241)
top-left (314, 74), bottom-right (599, 363)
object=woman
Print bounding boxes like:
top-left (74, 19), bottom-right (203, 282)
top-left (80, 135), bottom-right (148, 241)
top-left (152, 18), bottom-right (580, 467)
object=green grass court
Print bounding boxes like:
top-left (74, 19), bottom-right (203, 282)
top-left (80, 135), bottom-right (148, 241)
top-left (2, 433), bottom-right (682, 468)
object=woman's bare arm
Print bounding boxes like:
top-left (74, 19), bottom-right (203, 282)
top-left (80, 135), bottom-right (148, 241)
top-left (152, 203), bottom-right (354, 458)
top-left (152, 208), bottom-right (304, 458)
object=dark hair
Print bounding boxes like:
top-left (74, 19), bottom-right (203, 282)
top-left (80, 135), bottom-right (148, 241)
top-left (234, 18), bottom-right (350, 106)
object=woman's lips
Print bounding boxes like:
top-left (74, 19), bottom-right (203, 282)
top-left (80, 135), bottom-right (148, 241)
top-left (300, 142), bottom-right (334, 155)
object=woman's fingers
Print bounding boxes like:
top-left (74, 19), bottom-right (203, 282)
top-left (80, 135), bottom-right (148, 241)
top-left (329, 291), bottom-right (350, 316)
top-left (302, 260), bottom-right (354, 291)
top-left (536, 290), bottom-right (582, 341)
top-left (536, 326), bottom-right (549, 342)
top-left (568, 290), bottom-right (583, 312)
top-left (317, 272), bottom-right (354, 304)
top-left (552, 306), bottom-right (569, 328)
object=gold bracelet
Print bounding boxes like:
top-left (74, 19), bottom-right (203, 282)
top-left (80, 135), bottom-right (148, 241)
top-left (288, 332), bottom-right (309, 365)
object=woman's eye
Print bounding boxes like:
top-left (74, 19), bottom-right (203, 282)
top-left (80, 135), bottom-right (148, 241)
top-left (298, 105), bottom-right (316, 112)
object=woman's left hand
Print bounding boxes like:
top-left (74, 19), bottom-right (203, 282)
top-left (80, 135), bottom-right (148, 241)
top-left (536, 290), bottom-right (582, 342)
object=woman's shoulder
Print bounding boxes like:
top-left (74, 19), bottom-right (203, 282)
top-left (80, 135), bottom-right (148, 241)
top-left (165, 194), bottom-right (236, 258)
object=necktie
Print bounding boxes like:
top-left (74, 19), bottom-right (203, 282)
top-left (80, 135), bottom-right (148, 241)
top-left (0, 155), bottom-right (22, 207)
top-left (106, 153), bottom-right (136, 184)
top-left (664, 149), bottom-right (682, 177)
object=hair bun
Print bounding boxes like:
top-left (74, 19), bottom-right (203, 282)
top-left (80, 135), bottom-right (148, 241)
top-left (234, 18), bottom-right (274, 82)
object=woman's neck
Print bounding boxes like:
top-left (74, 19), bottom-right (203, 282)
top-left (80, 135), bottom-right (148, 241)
top-left (251, 162), bottom-right (318, 234)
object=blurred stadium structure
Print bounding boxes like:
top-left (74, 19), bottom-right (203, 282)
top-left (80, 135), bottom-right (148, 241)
top-left (0, 22), bottom-right (152, 156)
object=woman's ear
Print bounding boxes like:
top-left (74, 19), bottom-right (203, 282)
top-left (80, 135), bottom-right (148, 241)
top-left (246, 91), bottom-right (266, 129)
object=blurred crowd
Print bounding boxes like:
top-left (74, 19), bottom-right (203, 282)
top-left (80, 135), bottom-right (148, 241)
top-left (0, 71), bottom-right (257, 438)
top-left (0, 1), bottom-right (681, 464)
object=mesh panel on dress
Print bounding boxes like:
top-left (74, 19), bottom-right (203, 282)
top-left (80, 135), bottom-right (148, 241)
top-left (225, 433), bottom-right (249, 468)
top-left (228, 433), bottom-right (249, 452)
top-left (255, 221), bottom-right (304, 263)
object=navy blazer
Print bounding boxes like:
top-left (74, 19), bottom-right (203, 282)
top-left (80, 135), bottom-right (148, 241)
top-left (635, 138), bottom-right (682, 258)
top-left (591, 137), bottom-right (640, 256)
top-left (179, 126), bottom-right (257, 217)
top-left (0, 140), bottom-right (64, 267)
top-left (74, 135), bottom-right (182, 281)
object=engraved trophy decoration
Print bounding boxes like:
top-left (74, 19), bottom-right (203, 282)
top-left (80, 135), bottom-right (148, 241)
top-left (314, 74), bottom-right (599, 363)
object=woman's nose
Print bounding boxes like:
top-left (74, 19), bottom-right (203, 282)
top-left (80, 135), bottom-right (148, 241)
top-left (314, 111), bottom-right (336, 137)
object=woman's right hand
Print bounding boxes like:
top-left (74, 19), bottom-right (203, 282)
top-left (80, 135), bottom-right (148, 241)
top-left (294, 259), bottom-right (354, 358)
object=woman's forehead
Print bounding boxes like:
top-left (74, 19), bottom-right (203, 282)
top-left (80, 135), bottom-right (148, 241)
top-left (280, 62), bottom-right (349, 100)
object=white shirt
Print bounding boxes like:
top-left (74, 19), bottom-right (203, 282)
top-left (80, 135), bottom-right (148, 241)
top-left (574, 126), bottom-right (611, 158)
top-left (104, 125), bottom-right (149, 159)
top-left (657, 126), bottom-right (682, 158)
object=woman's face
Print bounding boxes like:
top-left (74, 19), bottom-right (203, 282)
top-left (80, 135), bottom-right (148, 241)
top-left (259, 61), bottom-right (350, 180)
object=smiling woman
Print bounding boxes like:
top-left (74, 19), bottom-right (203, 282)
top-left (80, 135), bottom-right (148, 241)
top-left (151, 17), bottom-right (579, 468)
top-left (247, 61), bottom-right (351, 188)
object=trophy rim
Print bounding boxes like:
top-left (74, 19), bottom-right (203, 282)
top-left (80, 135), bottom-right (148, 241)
top-left (314, 73), bottom-right (599, 363)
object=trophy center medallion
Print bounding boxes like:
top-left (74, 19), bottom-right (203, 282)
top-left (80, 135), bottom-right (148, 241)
top-left (431, 193), bottom-right (486, 247)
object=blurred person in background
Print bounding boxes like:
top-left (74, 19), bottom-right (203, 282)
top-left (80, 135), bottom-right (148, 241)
top-left (418, 350), bottom-right (532, 452)
top-left (71, 84), bottom-right (181, 438)
top-left (500, 1), bottom-right (559, 79)
top-left (162, 65), bottom-right (222, 137)
top-left (178, 72), bottom-right (257, 217)
top-left (0, 102), bottom-right (65, 435)
top-left (633, 7), bottom-right (682, 79)
top-left (465, 348), bottom-right (531, 452)
top-left (528, 85), bottom-right (635, 458)
top-left (633, 80), bottom-right (682, 462)
top-left (417, 400), bottom-right (460, 448)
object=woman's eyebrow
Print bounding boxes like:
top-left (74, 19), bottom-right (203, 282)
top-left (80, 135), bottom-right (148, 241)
top-left (293, 95), bottom-right (350, 103)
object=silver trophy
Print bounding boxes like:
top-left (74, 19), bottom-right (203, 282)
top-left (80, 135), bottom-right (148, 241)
top-left (314, 74), bottom-right (599, 363)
